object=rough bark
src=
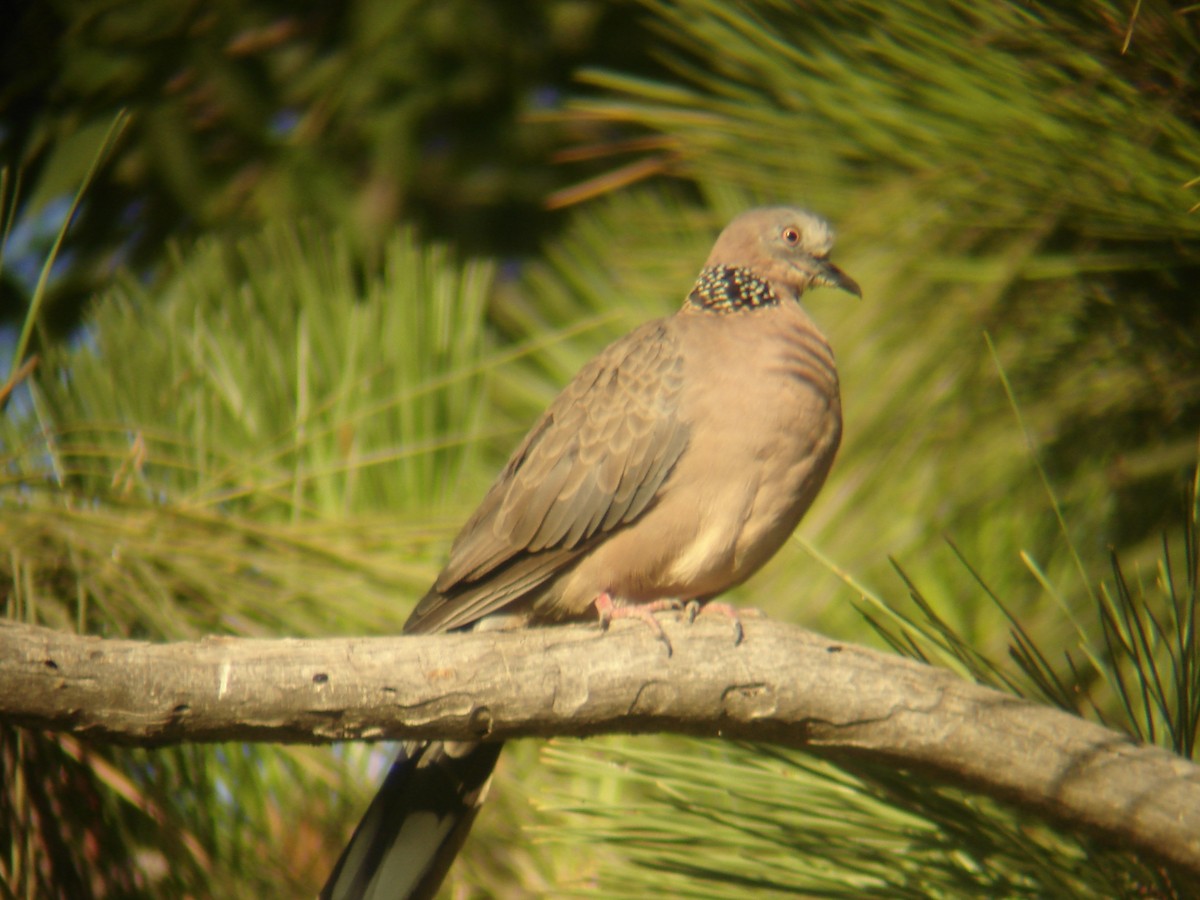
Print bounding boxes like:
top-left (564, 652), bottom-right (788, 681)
top-left (2, 617), bottom-right (1198, 877)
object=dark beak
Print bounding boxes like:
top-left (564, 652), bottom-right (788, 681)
top-left (812, 259), bottom-right (862, 298)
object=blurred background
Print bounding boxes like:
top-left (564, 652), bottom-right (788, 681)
top-left (2, 1), bottom-right (1199, 896)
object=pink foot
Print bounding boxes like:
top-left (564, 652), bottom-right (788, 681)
top-left (684, 600), bottom-right (762, 645)
top-left (594, 592), bottom-right (680, 656)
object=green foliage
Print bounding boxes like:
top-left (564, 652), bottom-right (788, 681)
top-left (867, 480), bottom-right (1200, 759)
top-left (541, 741), bottom-right (1181, 899)
top-left (3, 0), bottom-right (1200, 896)
top-left (0, 0), bottom-right (655, 334)
top-left (0, 220), bottom-right (499, 895)
top-left (576, 0), bottom-right (1200, 236)
top-left (3, 218), bottom-right (496, 642)
top-left (12, 224), bottom-right (493, 516)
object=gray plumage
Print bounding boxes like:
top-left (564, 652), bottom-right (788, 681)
top-left (322, 206), bottom-right (859, 900)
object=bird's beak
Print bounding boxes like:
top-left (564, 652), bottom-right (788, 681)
top-left (810, 258), bottom-right (862, 298)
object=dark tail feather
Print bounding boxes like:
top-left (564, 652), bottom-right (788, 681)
top-left (321, 740), bottom-right (504, 900)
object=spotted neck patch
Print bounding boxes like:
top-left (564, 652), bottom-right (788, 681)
top-left (686, 265), bottom-right (780, 313)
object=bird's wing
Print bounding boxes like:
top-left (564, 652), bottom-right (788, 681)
top-left (404, 318), bottom-right (690, 634)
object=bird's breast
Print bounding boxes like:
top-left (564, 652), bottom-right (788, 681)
top-left (536, 304), bottom-right (842, 615)
top-left (632, 305), bottom-right (841, 598)
top-left (685, 305), bottom-right (841, 572)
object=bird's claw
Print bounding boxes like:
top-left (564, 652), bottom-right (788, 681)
top-left (688, 601), bottom-right (763, 646)
top-left (594, 594), bottom-right (759, 652)
top-left (594, 592), bottom-right (679, 656)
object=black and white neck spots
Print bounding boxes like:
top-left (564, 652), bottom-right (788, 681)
top-left (686, 265), bottom-right (780, 314)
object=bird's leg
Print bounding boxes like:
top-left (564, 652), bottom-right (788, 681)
top-left (594, 592), bottom-right (681, 656)
top-left (684, 600), bottom-right (762, 645)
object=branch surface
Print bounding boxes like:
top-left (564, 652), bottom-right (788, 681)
top-left (2, 617), bottom-right (1198, 877)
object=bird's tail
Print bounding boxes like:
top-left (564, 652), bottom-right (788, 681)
top-left (320, 740), bottom-right (503, 900)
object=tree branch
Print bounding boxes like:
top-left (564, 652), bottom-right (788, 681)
top-left (2, 617), bottom-right (1198, 877)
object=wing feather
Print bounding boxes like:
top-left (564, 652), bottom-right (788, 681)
top-left (407, 318), bottom-right (689, 633)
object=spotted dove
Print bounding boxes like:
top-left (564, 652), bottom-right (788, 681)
top-left (321, 207), bottom-right (859, 899)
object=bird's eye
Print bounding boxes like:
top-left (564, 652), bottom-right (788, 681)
top-left (781, 227), bottom-right (800, 246)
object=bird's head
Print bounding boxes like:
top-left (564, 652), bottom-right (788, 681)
top-left (690, 207), bottom-right (861, 313)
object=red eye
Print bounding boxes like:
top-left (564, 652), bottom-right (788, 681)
top-left (782, 227), bottom-right (800, 246)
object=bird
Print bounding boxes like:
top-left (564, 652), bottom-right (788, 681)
top-left (320, 206), bottom-right (860, 900)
